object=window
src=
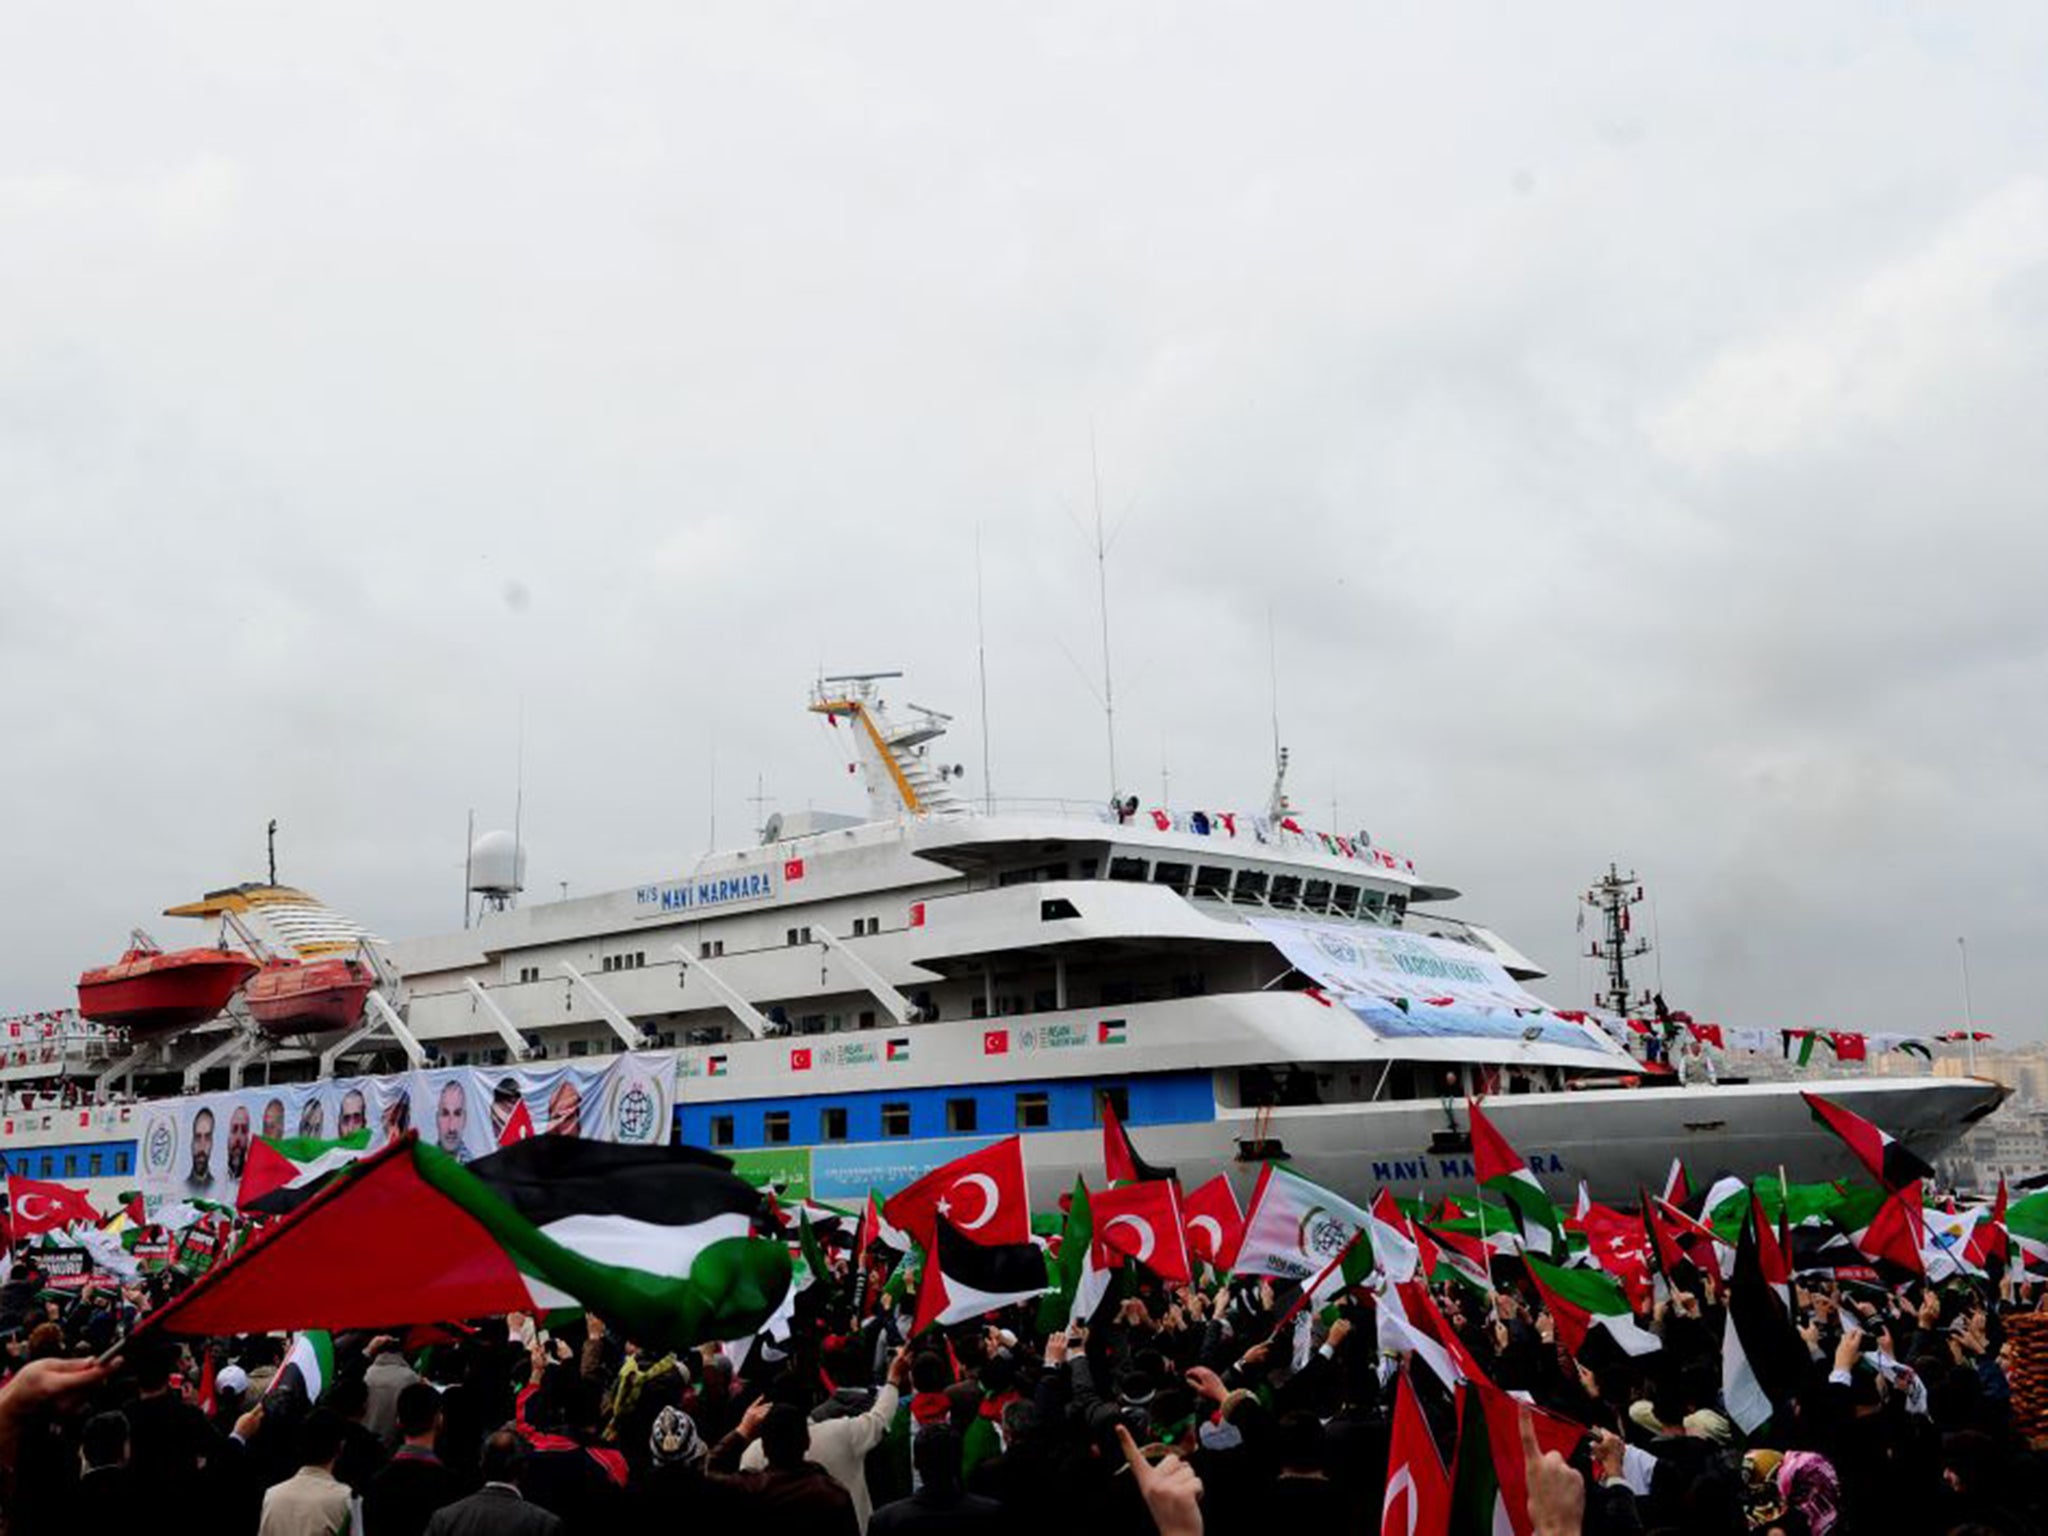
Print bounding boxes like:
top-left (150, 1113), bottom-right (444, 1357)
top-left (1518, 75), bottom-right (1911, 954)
top-left (1040, 897), bottom-right (1080, 921)
top-left (1331, 885), bottom-right (1360, 916)
top-left (1388, 895), bottom-right (1408, 921)
top-left (89, 1153), bottom-right (102, 1176)
top-left (881, 1102), bottom-right (912, 1138)
top-left (1152, 862), bottom-right (1192, 894)
top-left (602, 955), bottom-right (615, 972)
top-left (1303, 879), bottom-right (1332, 911)
top-left (1268, 875), bottom-right (1302, 909)
top-left (64, 1154), bottom-right (77, 1177)
top-left (858, 1010), bottom-right (876, 1030)
top-left (518, 966), bottom-right (541, 984)
top-left (852, 916), bottom-right (879, 937)
top-left (764, 1111), bottom-right (791, 1145)
top-left (786, 926), bottom-right (813, 947)
top-left (970, 995), bottom-right (988, 1019)
top-left (1096, 1086), bottom-right (1130, 1125)
top-left (1193, 866), bottom-right (1232, 898)
top-left (1360, 889), bottom-right (1386, 918)
top-left (1108, 856), bottom-right (1148, 882)
top-left (1231, 869), bottom-right (1269, 905)
top-left (568, 1039), bottom-right (590, 1058)
top-left (820, 1106), bottom-right (848, 1142)
top-left (947, 1098), bottom-right (979, 1133)
top-left (116, 1150), bottom-right (132, 1176)
top-left (1015, 1091), bottom-right (1050, 1129)
top-left (699, 939), bottom-right (725, 959)
top-left (710, 1115), bottom-right (735, 1148)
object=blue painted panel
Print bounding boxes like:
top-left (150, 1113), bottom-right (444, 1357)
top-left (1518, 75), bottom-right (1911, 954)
top-left (675, 1070), bottom-right (1213, 1153)
top-left (2, 1140), bottom-right (137, 1177)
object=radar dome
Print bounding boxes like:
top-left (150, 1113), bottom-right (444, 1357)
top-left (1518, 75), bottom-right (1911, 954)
top-left (469, 830), bottom-right (527, 896)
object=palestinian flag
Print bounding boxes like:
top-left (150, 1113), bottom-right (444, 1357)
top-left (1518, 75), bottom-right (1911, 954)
top-left (1447, 1376), bottom-right (1584, 1536)
top-left (1803, 1091), bottom-right (1934, 1190)
top-left (1101, 1094), bottom-right (1174, 1185)
top-left (1661, 1157), bottom-right (1690, 1206)
top-left (1468, 1100), bottom-right (1562, 1256)
top-left (1231, 1165), bottom-right (1368, 1286)
top-left (1849, 1181), bottom-right (1926, 1277)
top-left (239, 1129), bottom-right (374, 1215)
top-left (138, 1134), bottom-right (791, 1354)
top-left (270, 1329), bottom-right (335, 1403)
top-left (1382, 1368), bottom-right (1450, 1536)
top-left (1784, 1030), bottom-right (1820, 1066)
top-left (913, 1215), bottom-right (1048, 1333)
top-left (1524, 1254), bottom-right (1661, 1356)
top-left (2008, 1188), bottom-right (2048, 1273)
top-left (1722, 1196), bottom-right (1809, 1434)
top-left (1964, 1177), bottom-right (2009, 1273)
top-left (1039, 1179), bottom-right (1107, 1332)
top-left (1416, 1220), bottom-right (1492, 1297)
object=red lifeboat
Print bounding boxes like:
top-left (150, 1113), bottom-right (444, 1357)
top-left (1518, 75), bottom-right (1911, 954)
top-left (244, 955), bottom-right (375, 1036)
top-left (76, 940), bottom-right (258, 1037)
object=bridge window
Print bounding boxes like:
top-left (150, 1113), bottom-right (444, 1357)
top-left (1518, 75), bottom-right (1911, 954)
top-left (1040, 897), bottom-right (1080, 921)
top-left (820, 1106), bottom-right (848, 1142)
top-left (1301, 879), bottom-right (1331, 911)
top-left (764, 1111), bottom-right (791, 1145)
top-left (1108, 856), bottom-right (1148, 882)
top-left (1193, 866), bottom-right (1232, 899)
top-left (1015, 1091), bottom-right (1050, 1129)
top-left (881, 1102), bottom-right (911, 1138)
top-left (947, 1098), bottom-right (978, 1133)
top-left (1231, 870), bottom-right (1268, 905)
top-left (1268, 875), bottom-right (1302, 909)
top-left (709, 1115), bottom-right (735, 1148)
top-left (1152, 862), bottom-right (1192, 894)
top-left (1331, 886), bottom-right (1360, 916)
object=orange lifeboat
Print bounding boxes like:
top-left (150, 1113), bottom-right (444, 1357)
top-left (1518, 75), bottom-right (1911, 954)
top-left (244, 955), bottom-right (375, 1036)
top-left (76, 940), bottom-right (258, 1037)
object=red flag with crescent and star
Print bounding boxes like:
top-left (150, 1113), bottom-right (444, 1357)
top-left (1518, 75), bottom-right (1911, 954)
top-left (1180, 1175), bottom-right (1246, 1270)
top-left (882, 1135), bottom-right (1030, 1248)
top-left (5, 1172), bottom-right (102, 1237)
top-left (1091, 1179), bottom-right (1191, 1283)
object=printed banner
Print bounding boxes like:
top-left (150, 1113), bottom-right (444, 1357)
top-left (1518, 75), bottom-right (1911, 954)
top-left (1247, 916), bottom-right (1629, 1054)
top-left (810, 1135), bottom-right (993, 1202)
top-left (137, 1051), bottom-right (675, 1206)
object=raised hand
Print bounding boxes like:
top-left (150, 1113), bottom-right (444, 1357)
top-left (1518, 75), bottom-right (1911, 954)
top-left (1117, 1422), bottom-right (1204, 1536)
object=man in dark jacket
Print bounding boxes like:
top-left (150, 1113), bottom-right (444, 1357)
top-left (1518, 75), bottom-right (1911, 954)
top-left (871, 1425), bottom-right (1004, 1535)
top-left (708, 1400), bottom-right (860, 1536)
top-left (425, 1429), bottom-right (563, 1536)
top-left (365, 1384), bottom-right (457, 1536)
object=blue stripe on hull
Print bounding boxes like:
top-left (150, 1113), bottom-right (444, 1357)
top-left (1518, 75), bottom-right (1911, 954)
top-left (1, 1140), bottom-right (137, 1180)
top-left (674, 1070), bottom-right (1214, 1151)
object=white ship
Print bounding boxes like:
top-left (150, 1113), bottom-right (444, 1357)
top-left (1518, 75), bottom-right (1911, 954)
top-left (0, 675), bottom-right (2007, 1213)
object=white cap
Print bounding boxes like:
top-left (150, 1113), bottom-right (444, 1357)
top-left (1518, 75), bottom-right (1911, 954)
top-left (215, 1365), bottom-right (250, 1397)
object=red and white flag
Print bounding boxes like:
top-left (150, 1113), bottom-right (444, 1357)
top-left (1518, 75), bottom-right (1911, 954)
top-left (5, 1172), bottom-right (101, 1237)
top-left (1180, 1175), bottom-right (1245, 1270)
top-left (1091, 1179), bottom-right (1191, 1283)
top-left (883, 1136), bottom-right (1031, 1248)
top-left (1381, 1368), bottom-right (1450, 1536)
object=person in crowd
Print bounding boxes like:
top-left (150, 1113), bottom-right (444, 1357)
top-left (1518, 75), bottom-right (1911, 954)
top-left (76, 1409), bottom-right (139, 1527)
top-left (708, 1399), bottom-right (860, 1535)
top-left (362, 1336), bottom-right (421, 1446)
top-left (257, 1410), bottom-right (353, 1536)
top-left (869, 1423), bottom-right (1004, 1534)
top-left (363, 1382), bottom-right (456, 1536)
top-left (424, 1429), bottom-right (563, 1536)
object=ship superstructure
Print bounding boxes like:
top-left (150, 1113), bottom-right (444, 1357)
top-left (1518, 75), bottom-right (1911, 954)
top-left (0, 676), bottom-right (2009, 1207)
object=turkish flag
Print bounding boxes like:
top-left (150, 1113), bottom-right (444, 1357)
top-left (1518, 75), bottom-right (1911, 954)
top-left (790, 1048), bottom-right (813, 1072)
top-left (1092, 1179), bottom-right (1191, 1283)
top-left (784, 858), bottom-right (805, 882)
top-left (883, 1135), bottom-right (1029, 1248)
top-left (1830, 1032), bottom-right (1868, 1063)
top-left (1180, 1174), bottom-right (1246, 1269)
top-left (1381, 1369), bottom-right (1450, 1536)
top-left (497, 1100), bottom-right (536, 1146)
top-left (982, 1029), bottom-right (1009, 1056)
top-left (5, 1172), bottom-right (102, 1237)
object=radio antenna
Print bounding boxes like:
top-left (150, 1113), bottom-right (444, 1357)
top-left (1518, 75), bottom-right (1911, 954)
top-left (1092, 424), bottom-right (1118, 799)
top-left (511, 696), bottom-right (525, 912)
top-left (976, 526), bottom-right (994, 812)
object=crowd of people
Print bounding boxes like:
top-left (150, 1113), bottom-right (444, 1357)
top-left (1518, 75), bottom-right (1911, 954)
top-left (0, 1227), bottom-right (2044, 1536)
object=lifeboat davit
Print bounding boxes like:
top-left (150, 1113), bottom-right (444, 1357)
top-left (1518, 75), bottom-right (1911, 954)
top-left (76, 943), bottom-right (258, 1036)
top-left (244, 955), bottom-right (375, 1036)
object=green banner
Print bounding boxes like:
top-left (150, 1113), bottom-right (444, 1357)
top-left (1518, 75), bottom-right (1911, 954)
top-left (728, 1147), bottom-right (813, 1200)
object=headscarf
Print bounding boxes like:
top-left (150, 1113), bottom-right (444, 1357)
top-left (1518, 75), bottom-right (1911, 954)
top-left (1778, 1450), bottom-right (1842, 1536)
top-left (649, 1406), bottom-right (705, 1469)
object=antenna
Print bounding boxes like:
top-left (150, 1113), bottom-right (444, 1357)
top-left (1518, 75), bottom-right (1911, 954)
top-left (266, 818), bottom-right (278, 886)
top-left (1265, 608), bottom-right (1292, 820)
top-left (463, 808), bottom-right (475, 930)
top-left (976, 526), bottom-right (993, 813)
top-left (747, 773), bottom-right (776, 842)
top-left (1091, 424), bottom-right (1118, 798)
top-left (512, 697), bottom-right (526, 913)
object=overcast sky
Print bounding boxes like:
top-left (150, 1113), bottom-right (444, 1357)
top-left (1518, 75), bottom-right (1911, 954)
top-left (3, 5), bottom-right (2044, 1042)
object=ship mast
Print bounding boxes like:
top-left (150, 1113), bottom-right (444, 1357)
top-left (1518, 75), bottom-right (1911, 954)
top-left (1582, 864), bottom-right (1652, 1017)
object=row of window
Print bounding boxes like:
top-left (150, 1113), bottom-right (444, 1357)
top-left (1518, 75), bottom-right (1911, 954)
top-left (600, 952), bottom-right (647, 973)
top-left (1, 1144), bottom-right (132, 1180)
top-left (709, 1087), bottom-right (1080, 1148)
top-left (998, 853), bottom-right (1406, 920)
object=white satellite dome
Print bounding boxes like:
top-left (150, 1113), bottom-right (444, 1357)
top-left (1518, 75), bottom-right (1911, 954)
top-left (469, 830), bottom-right (527, 897)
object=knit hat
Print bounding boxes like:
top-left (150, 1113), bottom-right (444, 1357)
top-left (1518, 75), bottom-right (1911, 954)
top-left (649, 1406), bottom-right (705, 1468)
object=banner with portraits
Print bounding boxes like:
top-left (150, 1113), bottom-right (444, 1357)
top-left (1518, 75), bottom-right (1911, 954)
top-left (136, 1051), bottom-right (675, 1208)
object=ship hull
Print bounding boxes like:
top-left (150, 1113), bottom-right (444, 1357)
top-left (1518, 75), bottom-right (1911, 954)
top-left (757, 1074), bottom-right (2007, 1209)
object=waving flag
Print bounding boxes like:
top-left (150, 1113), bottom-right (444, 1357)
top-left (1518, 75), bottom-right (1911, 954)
top-left (1091, 1179), bottom-right (1191, 1283)
top-left (1468, 1100), bottom-right (1562, 1256)
top-left (1802, 1092), bottom-right (1934, 1191)
top-left (1101, 1095), bottom-right (1174, 1185)
top-left (1232, 1165), bottom-right (1369, 1286)
top-left (4, 1173), bottom-right (101, 1237)
top-left (1447, 1376), bottom-right (1584, 1536)
top-left (1722, 1197), bottom-right (1808, 1433)
top-left (1381, 1368), bottom-right (1450, 1536)
top-left (1039, 1179), bottom-right (1107, 1332)
top-left (913, 1215), bottom-right (1048, 1334)
top-left (239, 1130), bottom-right (374, 1216)
top-left (1661, 1157), bottom-right (1691, 1207)
top-left (883, 1136), bottom-right (1031, 1248)
top-left (1963, 1177), bottom-right (2008, 1273)
top-left (1180, 1175), bottom-right (1245, 1270)
top-left (1524, 1254), bottom-right (1661, 1356)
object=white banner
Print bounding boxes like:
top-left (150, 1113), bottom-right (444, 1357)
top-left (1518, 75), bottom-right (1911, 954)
top-left (137, 1051), bottom-right (675, 1207)
top-left (1247, 916), bottom-right (1629, 1055)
